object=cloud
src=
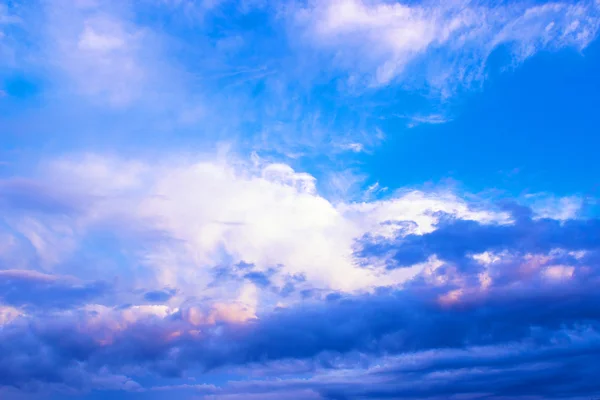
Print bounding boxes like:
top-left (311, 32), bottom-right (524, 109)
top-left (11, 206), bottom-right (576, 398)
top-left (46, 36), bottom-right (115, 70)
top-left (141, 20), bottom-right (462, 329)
top-left (191, 332), bottom-right (600, 399)
top-left (1, 153), bottom-right (510, 297)
top-left (44, 0), bottom-right (151, 106)
top-left (0, 270), bottom-right (110, 309)
top-left (355, 208), bottom-right (600, 269)
top-left (338, 142), bottom-right (365, 153)
top-left (526, 193), bottom-right (586, 221)
top-left (21, 0), bottom-right (195, 109)
top-left (0, 224), bottom-right (599, 396)
top-left (1, 0), bottom-right (599, 397)
top-left (405, 113), bottom-right (451, 128)
top-left (0, 3), bottom-right (25, 75)
top-left (5, 0), bottom-right (593, 159)
top-left (0, 305), bottom-right (22, 326)
top-left (0, 178), bottom-right (88, 215)
top-left (0, 152), bottom-right (598, 398)
top-left (293, 0), bottom-right (600, 94)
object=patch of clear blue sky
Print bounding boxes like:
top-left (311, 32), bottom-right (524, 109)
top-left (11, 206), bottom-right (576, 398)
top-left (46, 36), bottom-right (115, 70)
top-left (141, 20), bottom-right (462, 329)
top-left (362, 40), bottom-right (600, 198)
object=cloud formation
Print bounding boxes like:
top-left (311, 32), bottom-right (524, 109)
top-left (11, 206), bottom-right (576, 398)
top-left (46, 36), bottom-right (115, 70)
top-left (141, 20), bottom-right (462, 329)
top-left (0, 152), bottom-right (598, 399)
top-left (294, 0), bottom-right (600, 93)
top-left (1, 0), bottom-right (600, 399)
top-left (0, 269), bottom-right (109, 309)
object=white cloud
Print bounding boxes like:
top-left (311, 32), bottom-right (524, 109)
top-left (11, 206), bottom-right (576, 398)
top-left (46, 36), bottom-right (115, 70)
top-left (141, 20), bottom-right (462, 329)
top-left (525, 193), bottom-right (585, 220)
top-left (50, 10), bottom-right (145, 106)
top-left (340, 189), bottom-right (509, 236)
top-left (0, 305), bottom-right (22, 326)
top-left (339, 142), bottom-right (365, 153)
top-left (78, 21), bottom-right (127, 52)
top-left (43, 0), bottom-right (172, 107)
top-left (4, 153), bottom-right (509, 312)
top-left (405, 113), bottom-right (451, 128)
top-left (294, 0), bottom-right (600, 94)
top-left (543, 264), bottom-right (575, 280)
top-left (7, 216), bottom-right (78, 271)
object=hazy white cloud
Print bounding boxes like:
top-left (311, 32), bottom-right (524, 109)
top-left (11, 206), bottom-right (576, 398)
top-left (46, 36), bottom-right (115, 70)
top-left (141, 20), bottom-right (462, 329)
top-left (525, 193), bottom-right (585, 220)
top-left (0, 152), bottom-right (515, 316)
top-left (0, 305), bottom-right (22, 326)
top-left (294, 0), bottom-right (600, 94)
top-left (405, 113), bottom-right (451, 128)
top-left (339, 142), bottom-right (365, 152)
top-left (43, 0), bottom-right (175, 107)
top-left (48, 5), bottom-right (146, 106)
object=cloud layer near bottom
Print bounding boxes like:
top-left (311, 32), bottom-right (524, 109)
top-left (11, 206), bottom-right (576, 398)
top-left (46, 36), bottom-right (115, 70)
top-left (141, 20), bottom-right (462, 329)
top-left (0, 153), bottom-right (598, 399)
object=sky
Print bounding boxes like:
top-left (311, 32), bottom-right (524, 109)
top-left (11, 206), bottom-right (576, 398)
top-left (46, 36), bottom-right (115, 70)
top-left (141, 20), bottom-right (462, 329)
top-left (1, 0), bottom-right (600, 399)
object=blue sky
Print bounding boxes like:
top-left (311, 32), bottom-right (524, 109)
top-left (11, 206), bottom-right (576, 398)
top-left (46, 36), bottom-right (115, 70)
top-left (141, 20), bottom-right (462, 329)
top-left (1, 0), bottom-right (600, 399)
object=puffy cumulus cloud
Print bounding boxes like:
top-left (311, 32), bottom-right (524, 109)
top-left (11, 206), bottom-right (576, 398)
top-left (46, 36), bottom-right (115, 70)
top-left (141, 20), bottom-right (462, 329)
top-left (0, 152), bottom-right (598, 397)
top-left (293, 0), bottom-right (600, 94)
top-left (5, 153), bottom-right (507, 297)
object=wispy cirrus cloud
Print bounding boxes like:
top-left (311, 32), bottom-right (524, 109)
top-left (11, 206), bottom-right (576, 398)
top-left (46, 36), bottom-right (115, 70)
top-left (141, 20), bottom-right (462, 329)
top-left (293, 0), bottom-right (600, 95)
